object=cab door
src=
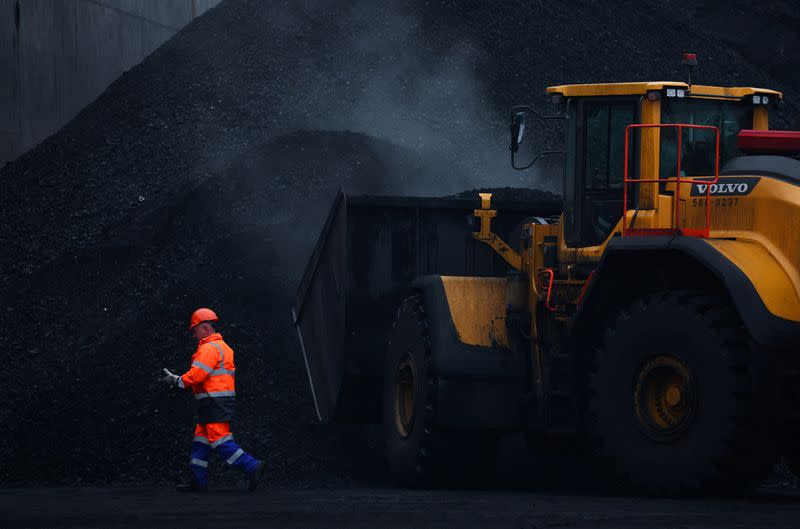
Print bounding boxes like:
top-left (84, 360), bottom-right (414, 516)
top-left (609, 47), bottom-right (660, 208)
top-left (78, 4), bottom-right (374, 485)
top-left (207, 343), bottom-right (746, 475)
top-left (564, 98), bottom-right (638, 247)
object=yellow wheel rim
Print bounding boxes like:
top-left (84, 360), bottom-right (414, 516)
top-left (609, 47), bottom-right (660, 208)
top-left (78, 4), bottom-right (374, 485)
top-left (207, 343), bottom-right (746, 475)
top-left (634, 355), bottom-right (695, 441)
top-left (394, 352), bottom-right (417, 439)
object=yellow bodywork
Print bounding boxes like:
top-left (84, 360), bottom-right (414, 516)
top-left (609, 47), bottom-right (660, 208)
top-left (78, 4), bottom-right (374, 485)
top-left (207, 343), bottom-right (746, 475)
top-left (708, 239), bottom-right (800, 321)
top-left (440, 276), bottom-right (509, 347)
top-left (559, 175), bottom-right (800, 321)
top-left (552, 175), bottom-right (800, 323)
top-left (546, 82), bottom-right (782, 100)
top-left (696, 177), bottom-right (800, 321)
top-left (601, 174), bottom-right (800, 322)
top-left (460, 80), bottom-right (798, 352)
top-left (472, 193), bottom-right (522, 270)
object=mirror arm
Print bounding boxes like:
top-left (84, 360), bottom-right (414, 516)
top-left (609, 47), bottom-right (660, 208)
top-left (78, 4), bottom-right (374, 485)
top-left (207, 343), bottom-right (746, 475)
top-left (511, 105), bottom-right (568, 121)
top-left (512, 150), bottom-right (566, 171)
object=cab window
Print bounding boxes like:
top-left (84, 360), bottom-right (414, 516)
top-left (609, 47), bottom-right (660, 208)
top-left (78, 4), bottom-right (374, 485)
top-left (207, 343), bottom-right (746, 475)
top-left (659, 98), bottom-right (752, 178)
top-left (575, 99), bottom-right (637, 246)
top-left (585, 104), bottom-right (632, 191)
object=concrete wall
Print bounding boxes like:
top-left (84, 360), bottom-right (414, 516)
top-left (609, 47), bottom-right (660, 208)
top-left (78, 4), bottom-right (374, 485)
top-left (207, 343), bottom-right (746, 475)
top-left (0, 0), bottom-right (221, 166)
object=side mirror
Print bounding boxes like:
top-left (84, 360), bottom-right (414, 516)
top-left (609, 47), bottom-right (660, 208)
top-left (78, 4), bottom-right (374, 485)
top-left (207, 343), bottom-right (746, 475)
top-left (510, 111), bottom-right (527, 154)
top-left (509, 104), bottom-right (568, 170)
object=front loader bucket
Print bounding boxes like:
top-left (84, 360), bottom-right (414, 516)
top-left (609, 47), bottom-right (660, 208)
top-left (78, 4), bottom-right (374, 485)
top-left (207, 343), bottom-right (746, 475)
top-left (293, 192), bottom-right (348, 422)
top-left (293, 189), bottom-right (561, 423)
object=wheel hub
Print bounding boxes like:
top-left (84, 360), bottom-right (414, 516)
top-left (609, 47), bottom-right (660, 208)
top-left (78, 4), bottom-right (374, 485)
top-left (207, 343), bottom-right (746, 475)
top-left (394, 352), bottom-right (417, 439)
top-left (634, 355), bottom-right (695, 441)
top-left (665, 385), bottom-right (682, 407)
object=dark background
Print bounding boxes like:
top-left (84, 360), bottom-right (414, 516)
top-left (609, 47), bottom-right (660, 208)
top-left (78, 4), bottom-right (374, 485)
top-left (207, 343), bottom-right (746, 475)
top-left (1, 0), bottom-right (798, 487)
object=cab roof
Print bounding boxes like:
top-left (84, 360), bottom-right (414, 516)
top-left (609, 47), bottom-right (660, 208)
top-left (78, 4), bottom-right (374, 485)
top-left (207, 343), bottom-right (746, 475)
top-left (546, 82), bottom-right (782, 99)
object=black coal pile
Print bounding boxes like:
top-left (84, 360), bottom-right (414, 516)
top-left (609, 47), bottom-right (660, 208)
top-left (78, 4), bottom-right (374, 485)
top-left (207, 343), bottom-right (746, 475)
top-left (670, 0), bottom-right (800, 108)
top-left (1, 0), bottom-right (797, 487)
top-left (0, 130), bottom-right (454, 487)
top-left (453, 187), bottom-right (560, 202)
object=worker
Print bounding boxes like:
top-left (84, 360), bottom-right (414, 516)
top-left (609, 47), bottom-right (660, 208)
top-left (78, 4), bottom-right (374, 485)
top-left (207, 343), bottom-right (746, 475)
top-left (161, 307), bottom-right (266, 493)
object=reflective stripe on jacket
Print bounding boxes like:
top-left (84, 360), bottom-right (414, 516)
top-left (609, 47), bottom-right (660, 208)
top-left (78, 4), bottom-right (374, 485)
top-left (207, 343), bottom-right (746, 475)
top-left (180, 333), bottom-right (236, 423)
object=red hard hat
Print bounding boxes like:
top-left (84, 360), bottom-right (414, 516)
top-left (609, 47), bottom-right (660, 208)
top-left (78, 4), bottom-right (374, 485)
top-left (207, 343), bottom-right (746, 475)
top-left (189, 308), bottom-right (219, 329)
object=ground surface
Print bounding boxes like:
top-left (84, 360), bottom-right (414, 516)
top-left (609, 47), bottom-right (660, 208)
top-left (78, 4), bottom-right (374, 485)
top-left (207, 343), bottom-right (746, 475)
top-left (2, 486), bottom-right (800, 529)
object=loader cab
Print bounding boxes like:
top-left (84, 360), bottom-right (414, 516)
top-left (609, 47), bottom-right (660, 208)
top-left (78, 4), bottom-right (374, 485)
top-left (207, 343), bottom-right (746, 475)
top-left (513, 82), bottom-right (782, 249)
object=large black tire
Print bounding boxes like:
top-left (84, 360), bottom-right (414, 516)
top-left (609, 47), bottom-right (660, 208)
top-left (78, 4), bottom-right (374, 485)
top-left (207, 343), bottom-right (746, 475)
top-left (783, 432), bottom-right (800, 479)
top-left (786, 456), bottom-right (800, 481)
top-left (383, 295), bottom-right (435, 485)
top-left (383, 295), bottom-right (498, 487)
top-left (587, 290), bottom-right (774, 494)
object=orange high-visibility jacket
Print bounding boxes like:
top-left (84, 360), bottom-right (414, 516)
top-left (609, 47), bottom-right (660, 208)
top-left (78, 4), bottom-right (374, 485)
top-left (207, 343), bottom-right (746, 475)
top-left (179, 333), bottom-right (236, 423)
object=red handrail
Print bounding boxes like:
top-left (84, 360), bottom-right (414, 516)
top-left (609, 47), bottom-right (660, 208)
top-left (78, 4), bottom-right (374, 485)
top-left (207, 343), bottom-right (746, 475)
top-left (622, 123), bottom-right (720, 238)
top-left (576, 269), bottom-right (596, 309)
top-left (538, 269), bottom-right (557, 312)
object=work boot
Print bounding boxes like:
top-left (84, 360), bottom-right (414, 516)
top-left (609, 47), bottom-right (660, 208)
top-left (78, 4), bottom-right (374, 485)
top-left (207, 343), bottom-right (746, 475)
top-left (176, 482), bottom-right (208, 493)
top-left (248, 460), bottom-right (266, 492)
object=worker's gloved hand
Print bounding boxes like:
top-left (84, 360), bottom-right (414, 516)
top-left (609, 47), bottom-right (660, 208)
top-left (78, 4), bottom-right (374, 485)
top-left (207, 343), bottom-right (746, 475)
top-left (161, 368), bottom-right (180, 387)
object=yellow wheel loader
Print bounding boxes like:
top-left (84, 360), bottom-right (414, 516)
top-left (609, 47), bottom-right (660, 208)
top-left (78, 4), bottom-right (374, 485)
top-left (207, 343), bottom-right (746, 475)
top-left (294, 67), bottom-right (800, 493)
